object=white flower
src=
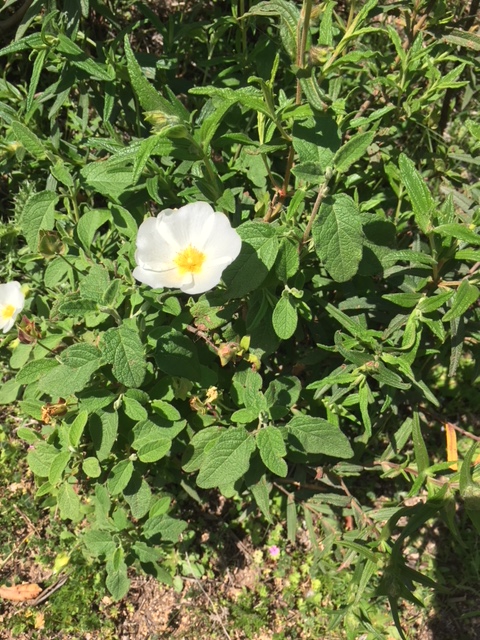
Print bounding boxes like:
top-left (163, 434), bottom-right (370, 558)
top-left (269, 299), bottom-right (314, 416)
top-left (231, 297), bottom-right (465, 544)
top-left (133, 202), bottom-right (242, 295)
top-left (0, 281), bottom-right (25, 333)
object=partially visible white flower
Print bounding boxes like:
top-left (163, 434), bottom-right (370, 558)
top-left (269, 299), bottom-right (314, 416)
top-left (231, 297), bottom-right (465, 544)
top-left (133, 202), bottom-right (242, 295)
top-left (0, 281), bottom-right (25, 333)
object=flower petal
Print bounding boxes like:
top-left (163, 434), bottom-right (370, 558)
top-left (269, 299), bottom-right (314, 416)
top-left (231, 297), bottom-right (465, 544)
top-left (135, 217), bottom-right (177, 270)
top-left (180, 264), bottom-right (226, 295)
top-left (162, 202), bottom-right (215, 249)
top-left (132, 265), bottom-right (180, 290)
top-left (200, 212), bottom-right (242, 261)
top-left (0, 281), bottom-right (25, 333)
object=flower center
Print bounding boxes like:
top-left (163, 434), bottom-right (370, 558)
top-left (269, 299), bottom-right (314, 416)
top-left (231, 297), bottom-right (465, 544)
top-left (174, 245), bottom-right (206, 276)
top-left (1, 304), bottom-right (15, 321)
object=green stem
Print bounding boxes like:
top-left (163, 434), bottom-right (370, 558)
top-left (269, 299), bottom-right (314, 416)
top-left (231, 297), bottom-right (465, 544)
top-left (284, 0), bottom-right (313, 196)
top-left (301, 176), bottom-right (331, 247)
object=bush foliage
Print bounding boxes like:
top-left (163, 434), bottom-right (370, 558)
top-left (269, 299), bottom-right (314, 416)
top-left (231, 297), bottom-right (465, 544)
top-left (0, 0), bottom-right (479, 636)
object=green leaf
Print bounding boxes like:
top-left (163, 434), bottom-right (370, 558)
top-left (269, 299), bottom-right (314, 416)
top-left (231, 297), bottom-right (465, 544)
top-left (37, 361), bottom-right (101, 398)
top-left (11, 120), bottom-right (47, 159)
top-left (143, 515), bottom-right (188, 543)
top-left (132, 135), bottom-right (161, 184)
top-left (83, 457), bottom-right (101, 478)
top-left (196, 427), bottom-right (256, 489)
top-left (20, 191), bottom-right (58, 251)
top-left (0, 378), bottom-right (21, 404)
top-left (287, 416), bottom-right (353, 458)
top-left (460, 442), bottom-right (478, 495)
top-left (79, 264), bottom-right (111, 302)
top-left (246, 0), bottom-right (300, 57)
top-left (106, 551), bottom-right (130, 600)
top-left (81, 158), bottom-right (134, 201)
top-left (399, 153), bottom-right (435, 234)
top-left (272, 295), bottom-right (298, 340)
top-left (190, 86), bottom-right (270, 119)
top-left (69, 410), bottom-right (89, 448)
top-left (83, 530), bottom-right (116, 557)
top-left (182, 427), bottom-right (223, 473)
top-left (45, 257), bottom-right (72, 289)
top-left (265, 375), bottom-right (301, 419)
top-left (16, 359), bottom-right (58, 384)
top-left (77, 209), bottom-right (111, 251)
top-left (448, 316), bottom-right (463, 378)
top-left (123, 396), bottom-right (148, 421)
top-left (154, 327), bottom-right (202, 381)
top-left (249, 473), bottom-right (272, 521)
top-left (107, 460), bottom-right (134, 495)
top-left (441, 28), bottom-right (480, 51)
top-left (382, 293), bottom-right (422, 308)
top-left (223, 222), bottom-right (279, 298)
top-left (124, 36), bottom-right (179, 115)
top-left (370, 363), bottom-right (410, 390)
top-left (292, 115), bottom-right (340, 176)
top-left (49, 451), bottom-right (71, 486)
top-left (57, 482), bottom-right (82, 521)
top-left (58, 298), bottom-right (98, 316)
top-left (137, 438), bottom-right (172, 463)
top-left (412, 411), bottom-right (429, 474)
top-left (232, 407), bottom-right (258, 423)
top-left (257, 427), bottom-right (288, 477)
top-left (51, 159), bottom-right (74, 188)
top-left (417, 291), bottom-right (454, 313)
top-left (358, 380), bottom-right (372, 440)
top-left (151, 400), bottom-right (180, 422)
top-left (101, 325), bottom-right (146, 388)
top-left (275, 237), bottom-right (300, 281)
top-left (333, 131), bottom-right (375, 174)
top-left (434, 223), bottom-right (480, 246)
top-left (59, 343), bottom-right (102, 368)
top-left (312, 194), bottom-right (363, 282)
top-left (56, 34), bottom-right (114, 81)
top-left (123, 474), bottom-right (152, 519)
top-left (325, 304), bottom-right (370, 339)
top-left (442, 281), bottom-right (479, 322)
top-left (90, 411), bottom-right (118, 461)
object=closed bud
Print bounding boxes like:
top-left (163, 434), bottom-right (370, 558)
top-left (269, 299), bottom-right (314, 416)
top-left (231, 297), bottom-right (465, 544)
top-left (308, 46), bottom-right (333, 66)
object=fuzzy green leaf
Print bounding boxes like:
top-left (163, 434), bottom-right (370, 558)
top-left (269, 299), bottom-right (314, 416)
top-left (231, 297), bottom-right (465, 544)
top-left (11, 120), bottom-right (47, 159)
top-left (333, 131), bottom-right (375, 174)
top-left (83, 457), bottom-right (101, 478)
top-left (107, 460), bottom-right (134, 495)
top-left (20, 191), bottom-right (58, 251)
top-left (223, 222), bottom-right (279, 298)
top-left (272, 295), bottom-right (298, 340)
top-left (399, 153), bottom-right (435, 234)
top-left (442, 281), bottom-right (479, 322)
top-left (16, 359), bottom-right (58, 384)
top-left (57, 483), bottom-right (82, 521)
top-left (69, 410), bottom-right (89, 448)
top-left (312, 194), bottom-right (363, 282)
top-left (287, 416), bottom-right (353, 458)
top-left (196, 427), bottom-right (256, 489)
top-left (83, 530), bottom-right (116, 557)
top-left (101, 324), bottom-right (146, 388)
top-left (257, 427), bottom-right (288, 477)
top-left (77, 209), bottom-right (111, 251)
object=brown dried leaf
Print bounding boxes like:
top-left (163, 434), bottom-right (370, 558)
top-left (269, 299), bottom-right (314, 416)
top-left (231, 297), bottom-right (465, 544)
top-left (0, 583), bottom-right (42, 601)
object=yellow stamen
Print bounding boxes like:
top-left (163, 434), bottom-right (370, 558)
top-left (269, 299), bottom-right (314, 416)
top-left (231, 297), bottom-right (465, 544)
top-left (1, 304), bottom-right (15, 321)
top-left (174, 245), bottom-right (206, 276)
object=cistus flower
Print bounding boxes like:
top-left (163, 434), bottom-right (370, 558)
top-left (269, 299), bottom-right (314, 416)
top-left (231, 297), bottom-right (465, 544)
top-left (0, 281), bottom-right (25, 333)
top-left (133, 202), bottom-right (242, 295)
